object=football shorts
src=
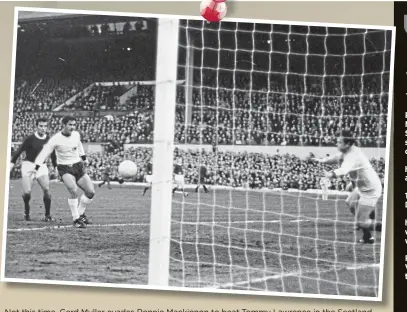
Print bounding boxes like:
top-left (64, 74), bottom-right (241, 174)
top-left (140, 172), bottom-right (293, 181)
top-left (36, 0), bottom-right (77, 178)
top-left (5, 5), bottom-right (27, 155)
top-left (57, 161), bottom-right (86, 182)
top-left (174, 174), bottom-right (185, 188)
top-left (146, 174), bottom-right (153, 184)
top-left (21, 161), bottom-right (48, 179)
top-left (346, 187), bottom-right (382, 208)
top-left (199, 175), bottom-right (206, 184)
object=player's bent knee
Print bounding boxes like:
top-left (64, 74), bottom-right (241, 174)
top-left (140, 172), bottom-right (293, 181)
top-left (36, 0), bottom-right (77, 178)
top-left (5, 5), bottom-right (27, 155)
top-left (67, 186), bottom-right (79, 198)
top-left (357, 219), bottom-right (373, 230)
top-left (43, 189), bottom-right (51, 198)
top-left (348, 203), bottom-right (356, 216)
top-left (22, 188), bottom-right (32, 196)
top-left (85, 190), bottom-right (95, 199)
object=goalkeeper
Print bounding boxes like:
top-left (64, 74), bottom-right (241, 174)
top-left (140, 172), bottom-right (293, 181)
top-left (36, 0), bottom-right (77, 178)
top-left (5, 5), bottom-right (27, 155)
top-left (313, 130), bottom-right (383, 244)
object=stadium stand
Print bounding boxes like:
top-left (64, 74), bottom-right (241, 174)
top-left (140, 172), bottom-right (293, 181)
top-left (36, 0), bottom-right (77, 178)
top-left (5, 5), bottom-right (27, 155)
top-left (10, 18), bottom-right (387, 192)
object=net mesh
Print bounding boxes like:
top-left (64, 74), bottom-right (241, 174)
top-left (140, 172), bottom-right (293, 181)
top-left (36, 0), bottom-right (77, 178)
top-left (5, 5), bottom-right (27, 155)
top-left (169, 20), bottom-right (391, 297)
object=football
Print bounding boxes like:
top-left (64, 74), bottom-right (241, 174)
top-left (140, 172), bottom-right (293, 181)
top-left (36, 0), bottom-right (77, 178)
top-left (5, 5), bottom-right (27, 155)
top-left (118, 160), bottom-right (138, 180)
top-left (200, 0), bottom-right (227, 23)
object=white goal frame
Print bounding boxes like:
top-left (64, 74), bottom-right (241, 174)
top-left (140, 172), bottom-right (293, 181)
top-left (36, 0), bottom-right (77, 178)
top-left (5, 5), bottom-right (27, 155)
top-left (148, 18), bottom-right (180, 286)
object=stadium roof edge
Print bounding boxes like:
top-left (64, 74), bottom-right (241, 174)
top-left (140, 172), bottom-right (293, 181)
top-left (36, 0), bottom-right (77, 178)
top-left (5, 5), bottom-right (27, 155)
top-left (17, 11), bottom-right (155, 27)
top-left (18, 11), bottom-right (83, 23)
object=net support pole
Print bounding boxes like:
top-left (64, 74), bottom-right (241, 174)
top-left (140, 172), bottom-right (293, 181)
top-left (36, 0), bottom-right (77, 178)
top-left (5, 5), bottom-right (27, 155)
top-left (148, 18), bottom-right (179, 287)
top-left (185, 33), bottom-right (194, 130)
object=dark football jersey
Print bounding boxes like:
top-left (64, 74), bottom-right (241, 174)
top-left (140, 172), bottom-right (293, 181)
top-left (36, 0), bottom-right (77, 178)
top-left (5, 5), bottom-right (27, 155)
top-left (146, 162), bottom-right (153, 175)
top-left (11, 133), bottom-right (57, 166)
top-left (199, 165), bottom-right (207, 177)
top-left (174, 164), bottom-right (183, 175)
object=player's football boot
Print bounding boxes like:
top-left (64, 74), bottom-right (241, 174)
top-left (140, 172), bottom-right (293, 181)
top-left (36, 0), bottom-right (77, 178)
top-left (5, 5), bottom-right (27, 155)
top-left (79, 214), bottom-right (92, 225)
top-left (73, 218), bottom-right (86, 228)
top-left (24, 214), bottom-right (31, 221)
top-left (359, 236), bottom-right (375, 244)
top-left (41, 215), bottom-right (56, 222)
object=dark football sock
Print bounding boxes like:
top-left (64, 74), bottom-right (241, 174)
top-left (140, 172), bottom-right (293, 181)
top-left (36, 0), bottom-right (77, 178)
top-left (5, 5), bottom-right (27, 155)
top-left (203, 185), bottom-right (208, 192)
top-left (43, 194), bottom-right (51, 216)
top-left (362, 228), bottom-right (372, 242)
top-left (22, 193), bottom-right (31, 215)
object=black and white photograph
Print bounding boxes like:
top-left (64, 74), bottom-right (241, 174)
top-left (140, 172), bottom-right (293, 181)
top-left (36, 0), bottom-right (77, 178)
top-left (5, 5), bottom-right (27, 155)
top-left (1, 7), bottom-right (394, 301)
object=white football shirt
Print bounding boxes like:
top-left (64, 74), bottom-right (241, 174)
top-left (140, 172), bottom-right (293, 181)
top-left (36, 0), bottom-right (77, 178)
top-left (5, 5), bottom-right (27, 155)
top-left (333, 145), bottom-right (382, 194)
top-left (35, 131), bottom-right (85, 166)
top-left (320, 177), bottom-right (331, 187)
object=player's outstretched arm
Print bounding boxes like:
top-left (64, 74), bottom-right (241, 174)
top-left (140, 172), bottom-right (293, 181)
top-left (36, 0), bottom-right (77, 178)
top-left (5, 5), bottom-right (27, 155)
top-left (34, 138), bottom-right (57, 168)
top-left (313, 153), bottom-right (342, 165)
top-left (333, 160), bottom-right (353, 177)
top-left (325, 157), bottom-right (354, 179)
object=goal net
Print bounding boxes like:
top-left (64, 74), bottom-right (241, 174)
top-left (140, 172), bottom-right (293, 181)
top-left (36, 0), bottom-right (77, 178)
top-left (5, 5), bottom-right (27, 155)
top-left (167, 20), bottom-right (392, 298)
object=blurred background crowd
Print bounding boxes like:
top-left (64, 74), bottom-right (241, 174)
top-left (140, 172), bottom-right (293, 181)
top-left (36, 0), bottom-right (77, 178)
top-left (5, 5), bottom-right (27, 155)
top-left (10, 16), bottom-right (390, 192)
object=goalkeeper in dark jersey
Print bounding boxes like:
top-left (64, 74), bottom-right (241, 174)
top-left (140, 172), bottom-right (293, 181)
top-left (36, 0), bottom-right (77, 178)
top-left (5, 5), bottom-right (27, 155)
top-left (195, 164), bottom-right (209, 193)
top-left (10, 118), bottom-right (56, 221)
top-left (142, 159), bottom-right (153, 196)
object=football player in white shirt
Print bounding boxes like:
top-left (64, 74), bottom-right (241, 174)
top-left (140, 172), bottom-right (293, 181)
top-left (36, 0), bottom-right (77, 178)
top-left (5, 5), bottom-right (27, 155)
top-left (319, 177), bottom-right (330, 201)
top-left (313, 130), bottom-right (382, 244)
top-left (32, 116), bottom-right (95, 228)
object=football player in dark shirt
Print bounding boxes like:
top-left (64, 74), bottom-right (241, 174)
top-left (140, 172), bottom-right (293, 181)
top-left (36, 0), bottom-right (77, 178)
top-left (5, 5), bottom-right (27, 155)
top-left (212, 141), bottom-right (218, 154)
top-left (195, 164), bottom-right (209, 193)
top-left (99, 164), bottom-right (112, 189)
top-left (173, 158), bottom-right (188, 197)
top-left (10, 118), bottom-right (56, 221)
top-left (142, 159), bottom-right (153, 196)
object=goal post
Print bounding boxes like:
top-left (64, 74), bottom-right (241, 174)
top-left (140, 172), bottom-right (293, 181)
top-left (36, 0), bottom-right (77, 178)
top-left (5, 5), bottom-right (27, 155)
top-left (148, 18), bottom-right (180, 287)
top-left (185, 31), bottom-right (194, 130)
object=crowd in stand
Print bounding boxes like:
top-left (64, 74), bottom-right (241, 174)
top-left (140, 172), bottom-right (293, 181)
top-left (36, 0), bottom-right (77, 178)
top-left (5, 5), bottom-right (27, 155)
top-left (12, 110), bottom-right (154, 144)
top-left (12, 79), bottom-right (388, 149)
top-left (10, 144), bottom-right (386, 192)
top-left (13, 79), bottom-right (92, 112)
top-left (10, 74), bottom-right (388, 192)
top-left (10, 23), bottom-right (389, 192)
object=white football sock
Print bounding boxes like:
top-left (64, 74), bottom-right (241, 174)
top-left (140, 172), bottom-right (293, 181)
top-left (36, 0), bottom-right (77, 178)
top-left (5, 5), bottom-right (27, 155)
top-left (78, 195), bottom-right (93, 215)
top-left (68, 198), bottom-right (79, 221)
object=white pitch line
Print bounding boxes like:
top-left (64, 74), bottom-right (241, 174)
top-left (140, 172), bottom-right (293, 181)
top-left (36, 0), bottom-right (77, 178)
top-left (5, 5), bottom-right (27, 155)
top-left (290, 220), bottom-right (311, 223)
top-left (180, 219), bottom-right (307, 225)
top-left (7, 222), bottom-right (150, 233)
top-left (7, 219), bottom-right (309, 233)
top-left (197, 220), bottom-right (281, 225)
top-left (214, 263), bottom-right (380, 289)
